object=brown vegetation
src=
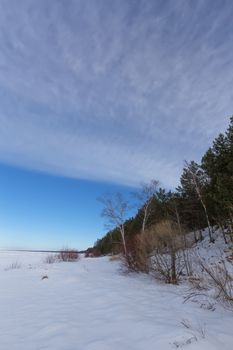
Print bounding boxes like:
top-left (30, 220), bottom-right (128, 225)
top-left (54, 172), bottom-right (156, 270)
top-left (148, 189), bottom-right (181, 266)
top-left (57, 248), bottom-right (79, 262)
top-left (124, 220), bottom-right (192, 284)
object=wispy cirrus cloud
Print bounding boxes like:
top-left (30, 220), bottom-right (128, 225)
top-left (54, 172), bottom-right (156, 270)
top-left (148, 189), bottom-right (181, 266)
top-left (0, 0), bottom-right (232, 187)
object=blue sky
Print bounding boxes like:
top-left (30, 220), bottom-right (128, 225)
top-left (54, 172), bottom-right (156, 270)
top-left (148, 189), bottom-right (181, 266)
top-left (0, 163), bottom-right (134, 250)
top-left (0, 0), bottom-right (232, 249)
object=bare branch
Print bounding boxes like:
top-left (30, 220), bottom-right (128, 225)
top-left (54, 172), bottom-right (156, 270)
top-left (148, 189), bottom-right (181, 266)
top-left (98, 193), bottom-right (130, 255)
top-left (132, 179), bottom-right (159, 233)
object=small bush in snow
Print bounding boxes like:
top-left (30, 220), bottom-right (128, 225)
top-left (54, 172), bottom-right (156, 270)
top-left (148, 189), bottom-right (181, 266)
top-left (57, 248), bottom-right (79, 262)
top-left (172, 319), bottom-right (206, 347)
top-left (186, 256), bottom-right (233, 309)
top-left (199, 259), bottom-right (233, 308)
top-left (180, 319), bottom-right (206, 339)
top-left (44, 254), bottom-right (57, 264)
top-left (4, 261), bottom-right (22, 271)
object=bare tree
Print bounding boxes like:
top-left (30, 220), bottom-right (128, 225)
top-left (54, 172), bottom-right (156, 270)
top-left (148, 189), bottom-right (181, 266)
top-left (169, 195), bottom-right (193, 276)
top-left (184, 161), bottom-right (214, 243)
top-left (98, 193), bottom-right (130, 256)
top-left (132, 179), bottom-right (159, 234)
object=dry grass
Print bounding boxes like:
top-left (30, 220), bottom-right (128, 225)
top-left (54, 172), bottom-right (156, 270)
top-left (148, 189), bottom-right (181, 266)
top-left (186, 256), bottom-right (233, 310)
top-left (123, 220), bottom-right (191, 284)
top-left (199, 259), bottom-right (233, 308)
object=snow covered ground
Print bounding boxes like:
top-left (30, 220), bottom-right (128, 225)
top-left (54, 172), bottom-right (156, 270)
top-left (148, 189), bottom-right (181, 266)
top-left (0, 250), bottom-right (232, 350)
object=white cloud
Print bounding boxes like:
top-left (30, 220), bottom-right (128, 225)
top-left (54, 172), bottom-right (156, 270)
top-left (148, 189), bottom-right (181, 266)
top-left (0, 0), bottom-right (232, 188)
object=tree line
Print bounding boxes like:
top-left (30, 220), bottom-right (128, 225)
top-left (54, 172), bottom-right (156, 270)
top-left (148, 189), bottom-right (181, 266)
top-left (92, 117), bottom-right (233, 260)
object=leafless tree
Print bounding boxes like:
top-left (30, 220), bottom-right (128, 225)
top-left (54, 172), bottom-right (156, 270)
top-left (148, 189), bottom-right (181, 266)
top-left (99, 193), bottom-right (130, 256)
top-left (169, 197), bottom-right (193, 276)
top-left (184, 161), bottom-right (214, 243)
top-left (132, 179), bottom-right (159, 234)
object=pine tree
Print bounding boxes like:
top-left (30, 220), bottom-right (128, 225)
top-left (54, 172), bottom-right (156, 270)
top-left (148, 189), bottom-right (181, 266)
top-left (202, 117), bottom-right (233, 235)
top-left (178, 161), bottom-right (214, 242)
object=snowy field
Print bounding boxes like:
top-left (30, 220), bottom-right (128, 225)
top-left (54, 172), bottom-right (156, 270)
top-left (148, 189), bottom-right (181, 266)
top-left (0, 251), bottom-right (232, 350)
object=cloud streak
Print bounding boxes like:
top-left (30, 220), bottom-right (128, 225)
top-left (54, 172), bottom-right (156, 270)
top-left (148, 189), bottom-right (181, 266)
top-left (0, 0), bottom-right (232, 187)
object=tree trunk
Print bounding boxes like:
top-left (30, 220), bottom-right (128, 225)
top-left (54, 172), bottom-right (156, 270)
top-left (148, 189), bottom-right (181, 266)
top-left (175, 206), bottom-right (191, 276)
top-left (193, 230), bottom-right (198, 243)
top-left (171, 249), bottom-right (177, 284)
top-left (141, 202), bottom-right (150, 234)
top-left (219, 222), bottom-right (227, 244)
top-left (120, 225), bottom-right (127, 256)
top-left (199, 229), bottom-right (204, 241)
top-left (228, 213), bottom-right (233, 242)
top-left (142, 215), bottom-right (146, 234)
top-left (200, 198), bottom-right (214, 243)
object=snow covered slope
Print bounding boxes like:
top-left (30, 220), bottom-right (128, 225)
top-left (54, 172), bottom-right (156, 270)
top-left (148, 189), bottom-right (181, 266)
top-left (0, 251), bottom-right (232, 350)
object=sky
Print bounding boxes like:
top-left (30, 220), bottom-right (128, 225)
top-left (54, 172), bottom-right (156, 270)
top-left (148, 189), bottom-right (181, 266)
top-left (0, 0), bottom-right (232, 249)
top-left (0, 163), bottom-right (133, 250)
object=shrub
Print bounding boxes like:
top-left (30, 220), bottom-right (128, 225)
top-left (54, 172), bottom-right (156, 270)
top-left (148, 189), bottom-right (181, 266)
top-left (186, 256), bottom-right (233, 309)
top-left (57, 248), bottom-right (79, 262)
top-left (199, 259), bottom-right (233, 308)
top-left (123, 220), bottom-right (190, 284)
top-left (44, 254), bottom-right (57, 264)
top-left (85, 247), bottom-right (101, 257)
top-left (4, 261), bottom-right (22, 271)
top-left (123, 233), bottom-right (151, 273)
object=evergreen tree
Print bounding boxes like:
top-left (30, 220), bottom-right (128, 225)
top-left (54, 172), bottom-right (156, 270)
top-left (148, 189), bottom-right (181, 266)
top-left (202, 117), bottom-right (233, 234)
top-left (178, 161), bottom-right (214, 242)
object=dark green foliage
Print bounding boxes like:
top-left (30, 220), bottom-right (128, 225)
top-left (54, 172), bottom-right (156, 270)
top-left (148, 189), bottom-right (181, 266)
top-left (202, 117), bottom-right (233, 224)
top-left (177, 161), bottom-right (211, 230)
